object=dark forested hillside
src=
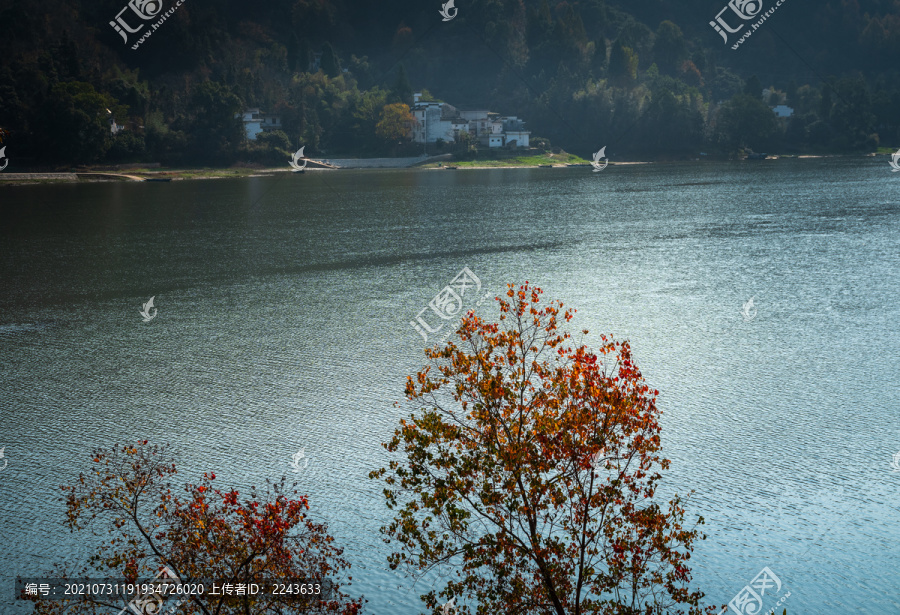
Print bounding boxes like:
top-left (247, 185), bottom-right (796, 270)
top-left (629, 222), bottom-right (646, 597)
top-left (1, 0), bottom-right (898, 165)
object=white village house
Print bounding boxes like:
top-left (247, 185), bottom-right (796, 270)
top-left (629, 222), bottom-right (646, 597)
top-left (236, 108), bottom-right (283, 141)
top-left (771, 105), bottom-right (794, 118)
top-left (410, 92), bottom-right (530, 148)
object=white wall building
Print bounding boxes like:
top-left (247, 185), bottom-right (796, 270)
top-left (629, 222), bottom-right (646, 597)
top-left (771, 105), bottom-right (794, 118)
top-left (236, 108), bottom-right (283, 141)
top-left (458, 109), bottom-right (493, 137)
top-left (410, 92), bottom-right (530, 148)
top-left (411, 101), bottom-right (459, 144)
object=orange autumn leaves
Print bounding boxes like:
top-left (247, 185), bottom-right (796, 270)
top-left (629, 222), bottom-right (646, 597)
top-left (32, 442), bottom-right (363, 615)
top-left (373, 282), bottom-right (714, 615)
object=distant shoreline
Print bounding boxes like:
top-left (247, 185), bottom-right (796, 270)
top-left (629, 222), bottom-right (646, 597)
top-left (0, 153), bottom-right (888, 186)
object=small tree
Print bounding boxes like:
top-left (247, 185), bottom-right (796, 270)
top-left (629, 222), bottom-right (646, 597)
top-left (372, 283), bottom-right (715, 615)
top-left (453, 131), bottom-right (476, 160)
top-left (256, 129), bottom-right (292, 152)
top-left (375, 102), bottom-right (414, 153)
top-left (531, 137), bottom-right (552, 152)
top-left (27, 441), bottom-right (363, 615)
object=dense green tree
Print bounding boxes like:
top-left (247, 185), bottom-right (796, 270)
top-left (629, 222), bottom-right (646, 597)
top-left (818, 83), bottom-right (834, 120)
top-left (828, 76), bottom-right (877, 150)
top-left (609, 41), bottom-right (638, 84)
top-left (321, 42), bottom-right (341, 78)
top-left (347, 54), bottom-right (373, 89)
top-left (40, 81), bottom-right (123, 163)
top-left (1, 0), bottom-right (897, 163)
top-left (710, 67), bottom-right (744, 103)
top-left (183, 80), bottom-right (244, 162)
top-left (106, 131), bottom-right (146, 161)
top-left (716, 93), bottom-right (779, 151)
top-left (617, 19), bottom-right (654, 60)
top-left (744, 75), bottom-right (763, 100)
top-left (642, 86), bottom-right (705, 156)
top-left (298, 39), bottom-right (311, 73)
top-left (389, 64), bottom-right (413, 105)
top-left (786, 80), bottom-right (798, 107)
top-left (652, 21), bottom-right (688, 76)
top-left (288, 33), bottom-right (301, 72)
top-left (256, 129), bottom-right (292, 151)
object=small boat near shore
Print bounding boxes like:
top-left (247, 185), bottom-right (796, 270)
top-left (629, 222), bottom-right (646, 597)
top-left (145, 178), bottom-right (172, 182)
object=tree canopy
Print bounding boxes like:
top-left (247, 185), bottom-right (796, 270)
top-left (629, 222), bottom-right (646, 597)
top-left (372, 283), bottom-right (712, 615)
top-left (26, 441), bottom-right (364, 615)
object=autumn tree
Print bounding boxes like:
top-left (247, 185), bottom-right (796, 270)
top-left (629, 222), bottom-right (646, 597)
top-left (27, 441), bottom-right (363, 615)
top-left (372, 283), bottom-right (716, 615)
top-left (375, 103), bottom-right (414, 152)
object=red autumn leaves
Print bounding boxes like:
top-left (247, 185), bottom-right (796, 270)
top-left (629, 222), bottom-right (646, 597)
top-left (373, 282), bottom-right (713, 615)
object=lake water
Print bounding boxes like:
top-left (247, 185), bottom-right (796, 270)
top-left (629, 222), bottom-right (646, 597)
top-left (1, 160), bottom-right (898, 614)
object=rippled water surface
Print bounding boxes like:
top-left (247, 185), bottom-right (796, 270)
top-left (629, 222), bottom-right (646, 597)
top-left (1, 159), bottom-right (898, 614)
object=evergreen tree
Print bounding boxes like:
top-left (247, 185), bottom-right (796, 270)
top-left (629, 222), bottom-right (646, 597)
top-left (786, 80), bottom-right (798, 107)
top-left (390, 64), bottom-right (413, 105)
top-left (717, 94), bottom-right (779, 150)
top-left (321, 42), bottom-right (340, 78)
top-left (652, 21), bottom-right (687, 76)
top-left (609, 41), bottom-right (638, 84)
top-left (744, 75), bottom-right (763, 100)
top-left (288, 33), bottom-right (300, 72)
top-left (298, 40), bottom-right (311, 73)
top-left (818, 83), bottom-right (834, 121)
